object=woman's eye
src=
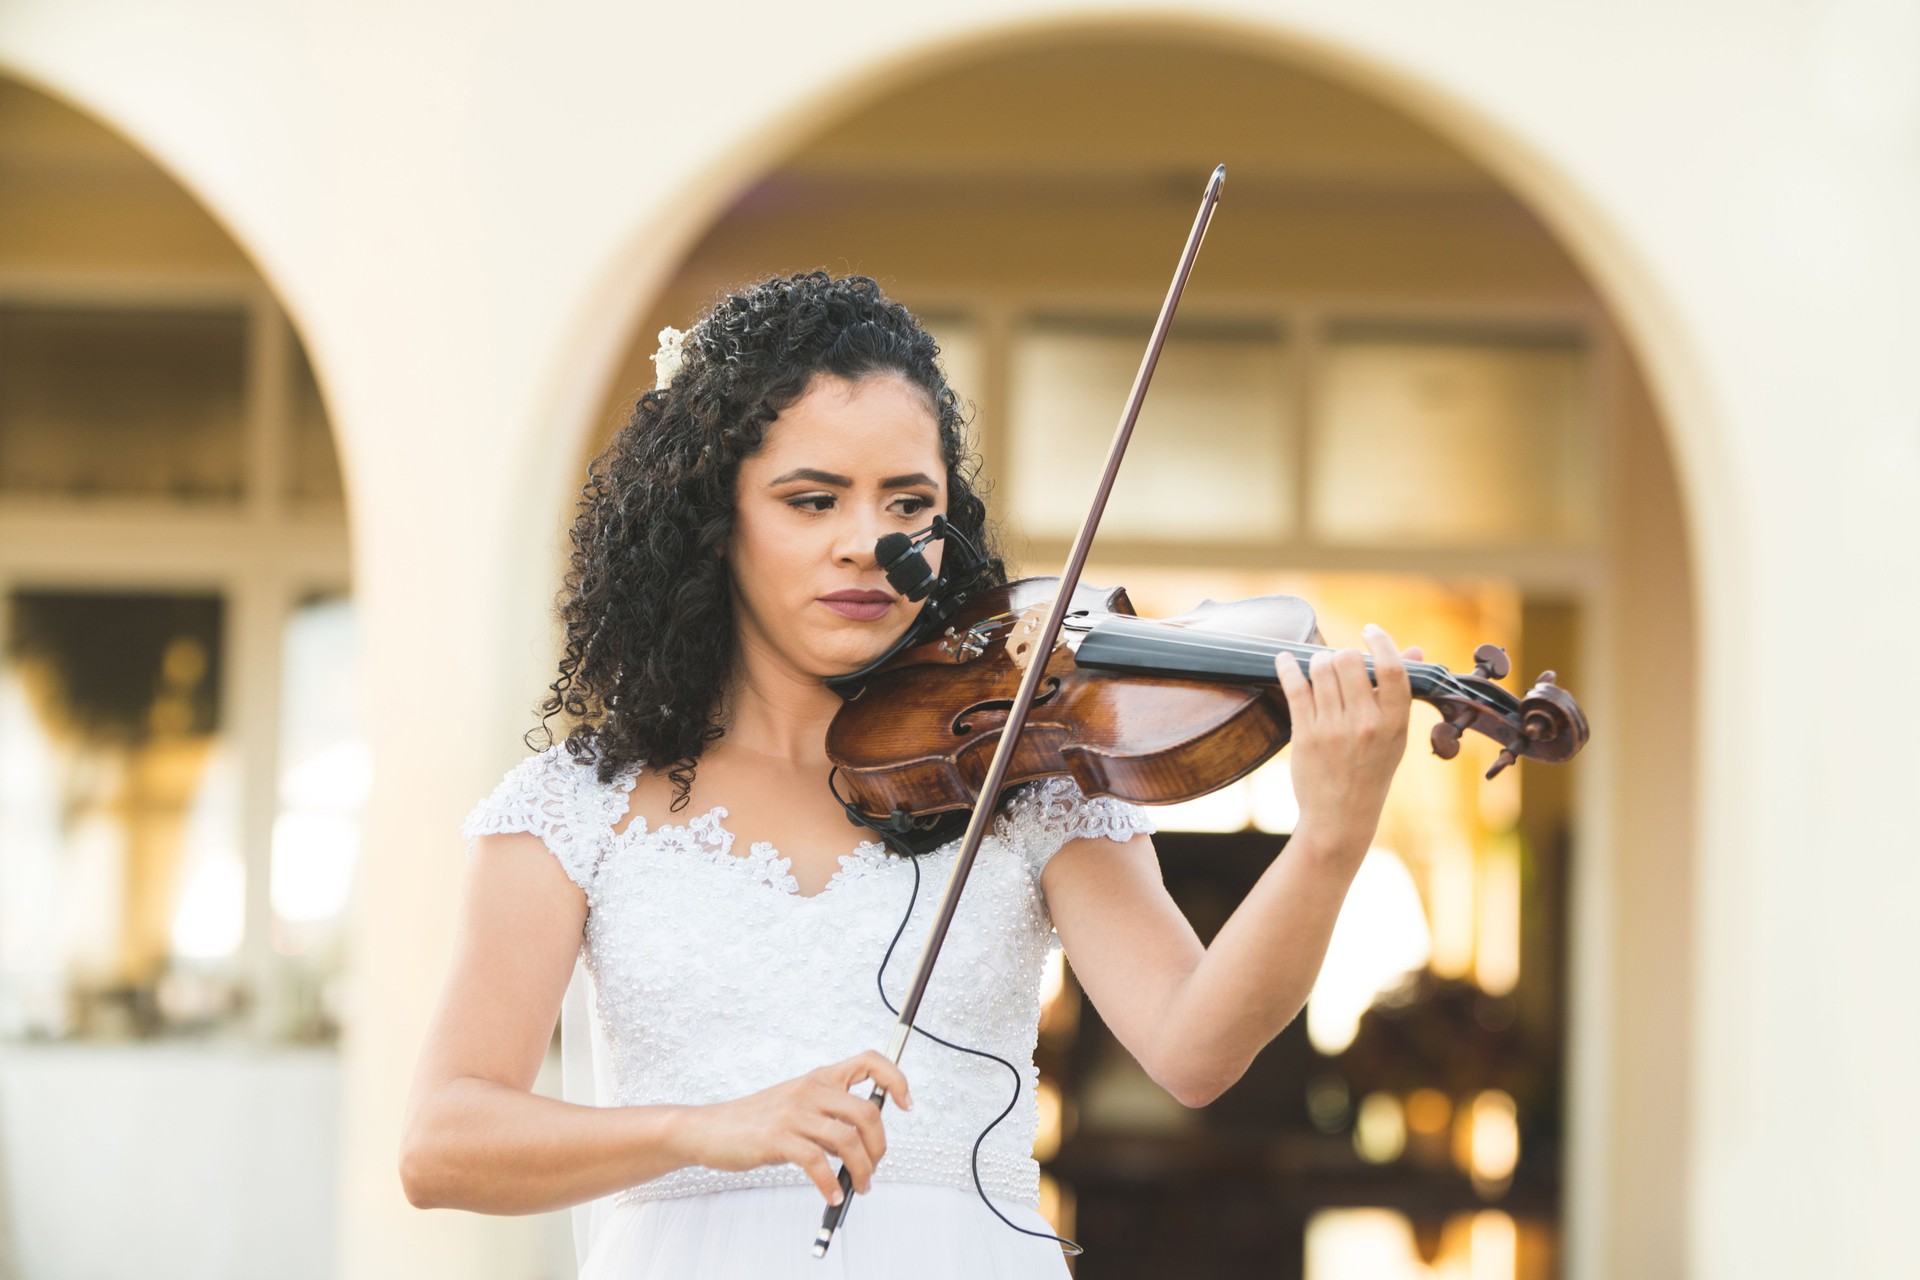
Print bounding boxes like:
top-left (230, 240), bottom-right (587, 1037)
top-left (892, 496), bottom-right (932, 517)
top-left (788, 494), bottom-right (834, 513)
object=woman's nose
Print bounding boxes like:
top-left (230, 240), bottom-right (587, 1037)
top-left (833, 506), bottom-right (884, 566)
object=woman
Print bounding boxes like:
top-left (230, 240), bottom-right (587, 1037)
top-left (400, 272), bottom-right (1420, 1277)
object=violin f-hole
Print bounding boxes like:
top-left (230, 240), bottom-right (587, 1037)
top-left (951, 677), bottom-right (1062, 737)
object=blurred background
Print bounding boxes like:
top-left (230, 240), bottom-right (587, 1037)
top-left (0, 3), bottom-right (1913, 1278)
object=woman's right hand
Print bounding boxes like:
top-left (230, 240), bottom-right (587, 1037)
top-left (672, 1051), bottom-right (913, 1205)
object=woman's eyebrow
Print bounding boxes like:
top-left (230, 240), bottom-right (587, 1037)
top-left (767, 467), bottom-right (852, 487)
top-left (879, 471), bottom-right (940, 491)
top-left (766, 468), bottom-right (941, 490)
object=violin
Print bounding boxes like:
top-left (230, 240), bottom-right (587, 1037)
top-left (827, 575), bottom-right (1589, 830)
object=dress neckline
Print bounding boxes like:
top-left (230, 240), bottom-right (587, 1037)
top-left (603, 761), bottom-right (892, 901)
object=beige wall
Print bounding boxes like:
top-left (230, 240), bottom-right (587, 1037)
top-left (0, 78), bottom-right (250, 275)
top-left (1596, 354), bottom-right (1698, 1279)
top-left (3, 3), bottom-right (1914, 1279)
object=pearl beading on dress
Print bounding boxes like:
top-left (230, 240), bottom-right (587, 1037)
top-left (459, 743), bottom-right (1155, 1210)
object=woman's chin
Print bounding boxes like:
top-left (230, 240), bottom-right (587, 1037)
top-left (807, 623), bottom-right (913, 679)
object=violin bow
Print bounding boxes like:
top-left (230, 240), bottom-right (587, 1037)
top-left (812, 164), bottom-right (1227, 1257)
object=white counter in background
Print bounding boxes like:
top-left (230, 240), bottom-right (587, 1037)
top-left (0, 1041), bottom-right (340, 1278)
top-left (0, 1040), bottom-right (578, 1279)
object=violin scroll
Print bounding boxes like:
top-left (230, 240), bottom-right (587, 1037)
top-left (1511, 669), bottom-right (1587, 768)
top-left (1427, 653), bottom-right (1590, 778)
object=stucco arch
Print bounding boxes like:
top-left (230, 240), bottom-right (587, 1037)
top-left (0, 57), bottom-right (351, 511)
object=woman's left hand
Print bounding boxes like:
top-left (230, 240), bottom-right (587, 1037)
top-left (1272, 625), bottom-right (1423, 865)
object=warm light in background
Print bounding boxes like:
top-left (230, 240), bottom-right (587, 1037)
top-left (2, 588), bottom-right (234, 1036)
top-left (1354, 1091), bottom-right (1407, 1164)
top-left (269, 808), bottom-right (359, 925)
top-left (1463, 1089), bottom-right (1520, 1195)
top-left (1145, 778), bottom-right (1254, 832)
top-left (1305, 1207), bottom-right (1519, 1280)
top-left (63, 810), bottom-right (127, 984)
top-left (1426, 835), bottom-right (1477, 980)
top-left (1466, 1209), bottom-right (1518, 1280)
top-left (0, 669), bottom-right (63, 1033)
top-left (1406, 1088), bottom-right (1453, 1138)
top-left (1034, 1076), bottom-right (1063, 1162)
top-left (270, 739), bottom-right (371, 927)
top-left (1038, 944), bottom-right (1066, 1008)
top-left (1143, 752), bottom-right (1302, 834)
top-left (1037, 1172), bottom-right (1074, 1245)
top-left (1306, 1208), bottom-right (1432, 1280)
top-left (1474, 833), bottom-right (1522, 997)
top-left (1306, 848), bottom-right (1433, 1054)
top-left (170, 745), bottom-right (244, 960)
top-left (1249, 756), bottom-right (1302, 833)
top-left (169, 848), bottom-right (244, 960)
top-left (271, 595), bottom-right (367, 956)
top-left (1036, 945), bottom-right (1078, 1042)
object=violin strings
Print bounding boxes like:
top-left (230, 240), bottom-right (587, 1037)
top-left (1087, 618), bottom-right (1455, 684)
top-left (972, 609), bottom-right (1454, 681)
top-left (1082, 622), bottom-right (1502, 707)
top-left (1090, 616), bottom-right (1451, 675)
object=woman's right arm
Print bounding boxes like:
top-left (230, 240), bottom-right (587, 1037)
top-left (398, 831), bottom-right (913, 1214)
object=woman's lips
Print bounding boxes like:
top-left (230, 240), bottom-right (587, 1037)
top-left (818, 591), bottom-right (894, 622)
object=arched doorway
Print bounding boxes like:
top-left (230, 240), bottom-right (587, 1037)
top-left (574, 27), bottom-right (1696, 1280)
top-left (0, 71), bottom-right (357, 1275)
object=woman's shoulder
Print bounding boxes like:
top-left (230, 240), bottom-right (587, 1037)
top-left (458, 740), bottom-right (639, 891)
top-left (993, 775), bottom-right (1158, 879)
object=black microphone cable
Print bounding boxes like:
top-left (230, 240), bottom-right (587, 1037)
top-left (830, 769), bottom-right (1084, 1256)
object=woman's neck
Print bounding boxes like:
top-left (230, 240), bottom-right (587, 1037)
top-left (719, 634), bottom-right (842, 766)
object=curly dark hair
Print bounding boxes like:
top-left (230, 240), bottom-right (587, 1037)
top-left (530, 271), bottom-right (1007, 809)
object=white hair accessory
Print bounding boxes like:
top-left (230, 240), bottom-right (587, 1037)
top-left (651, 325), bottom-right (688, 390)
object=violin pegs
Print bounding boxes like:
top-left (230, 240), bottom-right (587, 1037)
top-left (1485, 747), bottom-right (1520, 780)
top-left (1536, 670), bottom-right (1558, 686)
top-left (1429, 721), bottom-right (1463, 760)
top-left (1472, 644), bottom-right (1512, 682)
top-left (1522, 709), bottom-right (1558, 743)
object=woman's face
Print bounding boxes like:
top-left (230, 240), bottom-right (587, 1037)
top-left (728, 371), bottom-right (948, 681)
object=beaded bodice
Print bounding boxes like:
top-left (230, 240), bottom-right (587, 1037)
top-left (458, 743), bottom-right (1154, 1208)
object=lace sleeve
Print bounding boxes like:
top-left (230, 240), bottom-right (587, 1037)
top-left (459, 744), bottom-right (604, 894)
top-left (995, 774), bottom-right (1157, 884)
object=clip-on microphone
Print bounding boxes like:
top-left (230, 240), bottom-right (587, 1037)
top-left (876, 515), bottom-right (965, 603)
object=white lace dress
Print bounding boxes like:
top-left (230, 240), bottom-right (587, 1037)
top-left (459, 742), bottom-right (1156, 1278)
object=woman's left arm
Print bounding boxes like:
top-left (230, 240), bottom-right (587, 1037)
top-left (1042, 626), bottom-right (1420, 1108)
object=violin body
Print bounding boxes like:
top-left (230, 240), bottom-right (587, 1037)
top-left (827, 576), bottom-right (1589, 825)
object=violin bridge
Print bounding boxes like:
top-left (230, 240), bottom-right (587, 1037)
top-left (1006, 610), bottom-right (1046, 671)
